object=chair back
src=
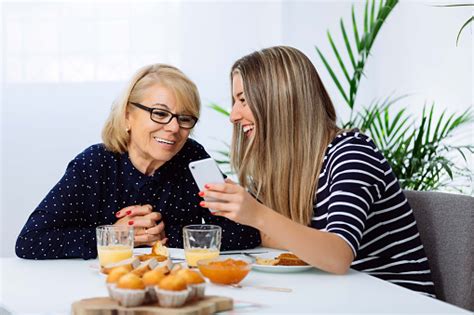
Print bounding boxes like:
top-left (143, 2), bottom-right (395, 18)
top-left (404, 190), bottom-right (473, 311)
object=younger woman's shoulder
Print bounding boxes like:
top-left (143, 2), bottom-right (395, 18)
top-left (327, 131), bottom-right (379, 155)
top-left (324, 131), bottom-right (389, 167)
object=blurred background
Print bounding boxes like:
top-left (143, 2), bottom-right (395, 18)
top-left (1, 0), bottom-right (472, 257)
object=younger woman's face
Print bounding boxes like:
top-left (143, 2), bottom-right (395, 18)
top-left (230, 73), bottom-right (255, 138)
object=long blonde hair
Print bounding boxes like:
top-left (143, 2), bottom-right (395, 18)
top-left (102, 64), bottom-right (200, 153)
top-left (230, 46), bottom-right (339, 225)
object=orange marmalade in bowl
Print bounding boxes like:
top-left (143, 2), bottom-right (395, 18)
top-left (197, 257), bottom-right (251, 284)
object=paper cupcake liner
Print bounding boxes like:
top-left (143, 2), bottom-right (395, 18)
top-left (111, 287), bottom-right (146, 307)
top-left (187, 283), bottom-right (206, 301)
top-left (154, 287), bottom-right (191, 308)
top-left (106, 283), bottom-right (118, 299)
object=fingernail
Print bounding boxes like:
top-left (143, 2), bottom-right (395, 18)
top-left (198, 191), bottom-right (205, 197)
top-left (115, 211), bottom-right (121, 217)
top-left (128, 220), bottom-right (134, 226)
top-left (199, 201), bottom-right (206, 207)
top-left (126, 210), bottom-right (132, 215)
top-left (204, 184), bottom-right (210, 189)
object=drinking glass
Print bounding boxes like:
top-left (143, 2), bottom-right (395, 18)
top-left (96, 225), bottom-right (134, 267)
top-left (183, 224), bottom-right (222, 267)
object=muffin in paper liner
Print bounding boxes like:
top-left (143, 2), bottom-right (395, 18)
top-left (111, 287), bottom-right (146, 307)
top-left (187, 283), bottom-right (206, 301)
top-left (154, 287), bottom-right (191, 308)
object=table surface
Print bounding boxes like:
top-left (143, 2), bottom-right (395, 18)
top-left (0, 248), bottom-right (470, 314)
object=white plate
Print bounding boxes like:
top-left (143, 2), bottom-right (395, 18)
top-left (251, 253), bottom-right (314, 273)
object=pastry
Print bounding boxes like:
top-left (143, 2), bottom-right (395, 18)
top-left (154, 275), bottom-right (190, 307)
top-left (112, 273), bottom-right (146, 307)
top-left (101, 257), bottom-right (140, 274)
top-left (117, 273), bottom-right (145, 290)
top-left (106, 266), bottom-right (129, 283)
top-left (142, 269), bottom-right (166, 287)
top-left (131, 259), bottom-right (155, 277)
top-left (176, 269), bottom-right (206, 300)
top-left (152, 242), bottom-right (169, 257)
top-left (142, 269), bottom-right (166, 303)
top-left (255, 258), bottom-right (279, 265)
top-left (276, 253), bottom-right (308, 266)
top-left (176, 269), bottom-right (205, 285)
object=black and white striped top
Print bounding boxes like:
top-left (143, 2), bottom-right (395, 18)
top-left (312, 131), bottom-right (435, 297)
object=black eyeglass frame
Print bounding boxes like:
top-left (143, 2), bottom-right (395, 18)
top-left (129, 102), bottom-right (198, 129)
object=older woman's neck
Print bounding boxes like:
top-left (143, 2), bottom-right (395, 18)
top-left (128, 147), bottom-right (163, 176)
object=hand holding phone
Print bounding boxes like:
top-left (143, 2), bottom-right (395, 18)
top-left (189, 158), bottom-right (225, 212)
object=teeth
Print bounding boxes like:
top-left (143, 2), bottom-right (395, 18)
top-left (243, 125), bottom-right (254, 133)
top-left (154, 137), bottom-right (175, 145)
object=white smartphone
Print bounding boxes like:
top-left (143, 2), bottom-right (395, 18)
top-left (189, 158), bottom-right (225, 212)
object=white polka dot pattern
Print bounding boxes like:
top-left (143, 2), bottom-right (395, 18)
top-left (15, 139), bottom-right (261, 259)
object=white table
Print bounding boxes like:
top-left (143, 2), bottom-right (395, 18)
top-left (0, 249), bottom-right (470, 314)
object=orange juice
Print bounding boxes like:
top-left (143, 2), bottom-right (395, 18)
top-left (97, 245), bottom-right (133, 267)
top-left (184, 248), bottom-right (219, 267)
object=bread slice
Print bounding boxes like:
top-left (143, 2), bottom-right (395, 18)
top-left (152, 242), bottom-right (169, 257)
top-left (101, 257), bottom-right (140, 274)
top-left (255, 257), bottom-right (279, 266)
top-left (275, 253), bottom-right (308, 266)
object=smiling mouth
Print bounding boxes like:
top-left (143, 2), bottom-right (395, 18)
top-left (154, 137), bottom-right (176, 145)
top-left (242, 124), bottom-right (255, 134)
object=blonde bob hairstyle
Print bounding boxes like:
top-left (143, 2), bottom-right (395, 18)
top-left (230, 46), bottom-right (339, 226)
top-left (102, 64), bottom-right (201, 153)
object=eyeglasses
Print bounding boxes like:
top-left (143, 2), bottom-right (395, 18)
top-left (129, 102), bottom-right (198, 129)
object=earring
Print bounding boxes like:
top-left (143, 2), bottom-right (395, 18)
top-left (125, 126), bottom-right (130, 133)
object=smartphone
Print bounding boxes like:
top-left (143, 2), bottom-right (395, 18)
top-left (189, 158), bottom-right (225, 212)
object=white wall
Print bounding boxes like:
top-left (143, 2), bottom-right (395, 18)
top-left (1, 0), bottom-right (472, 257)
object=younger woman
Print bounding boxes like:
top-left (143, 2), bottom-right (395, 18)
top-left (200, 46), bottom-right (435, 297)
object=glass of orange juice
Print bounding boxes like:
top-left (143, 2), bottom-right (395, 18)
top-left (183, 225), bottom-right (222, 267)
top-left (96, 225), bottom-right (134, 267)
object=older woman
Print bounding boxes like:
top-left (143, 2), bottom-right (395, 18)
top-left (16, 64), bottom-right (260, 259)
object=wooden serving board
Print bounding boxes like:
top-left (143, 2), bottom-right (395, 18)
top-left (72, 296), bottom-right (233, 315)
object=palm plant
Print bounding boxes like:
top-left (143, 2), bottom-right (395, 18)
top-left (208, 103), bottom-right (232, 171)
top-left (316, 0), bottom-right (473, 192)
top-left (209, 0), bottom-right (473, 192)
top-left (434, 3), bottom-right (474, 45)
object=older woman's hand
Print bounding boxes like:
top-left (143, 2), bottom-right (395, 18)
top-left (114, 204), bottom-right (167, 247)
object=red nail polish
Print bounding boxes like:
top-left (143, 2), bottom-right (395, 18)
top-left (199, 201), bottom-right (206, 207)
top-left (128, 220), bottom-right (134, 226)
top-left (198, 191), bottom-right (205, 197)
top-left (126, 210), bottom-right (132, 215)
top-left (115, 211), bottom-right (121, 217)
top-left (204, 184), bottom-right (210, 189)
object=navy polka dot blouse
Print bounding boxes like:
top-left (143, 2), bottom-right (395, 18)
top-left (15, 138), bottom-right (261, 259)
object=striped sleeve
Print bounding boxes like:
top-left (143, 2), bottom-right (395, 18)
top-left (325, 135), bottom-right (387, 256)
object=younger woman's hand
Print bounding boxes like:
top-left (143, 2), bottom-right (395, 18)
top-left (114, 204), bottom-right (167, 247)
top-left (199, 178), bottom-right (265, 227)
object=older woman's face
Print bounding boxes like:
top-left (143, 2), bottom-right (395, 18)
top-left (126, 84), bottom-right (191, 169)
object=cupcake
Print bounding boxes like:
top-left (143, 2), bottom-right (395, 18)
top-left (106, 267), bottom-right (129, 300)
top-left (176, 269), bottom-right (206, 301)
top-left (111, 273), bottom-right (146, 307)
top-left (154, 275), bottom-right (190, 308)
top-left (142, 269), bottom-right (166, 303)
